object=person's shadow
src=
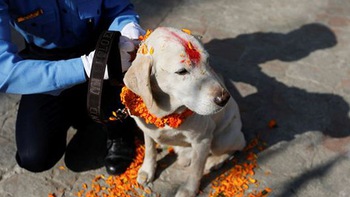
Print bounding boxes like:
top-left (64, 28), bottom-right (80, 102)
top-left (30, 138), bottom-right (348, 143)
top-left (199, 23), bottom-right (350, 195)
top-left (205, 23), bottom-right (348, 142)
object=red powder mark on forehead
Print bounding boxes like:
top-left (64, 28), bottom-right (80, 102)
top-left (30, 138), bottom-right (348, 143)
top-left (168, 31), bottom-right (201, 65)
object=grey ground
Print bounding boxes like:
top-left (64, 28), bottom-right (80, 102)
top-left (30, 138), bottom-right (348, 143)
top-left (1, 0), bottom-right (350, 196)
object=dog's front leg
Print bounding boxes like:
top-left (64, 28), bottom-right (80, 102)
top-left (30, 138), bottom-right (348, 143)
top-left (175, 138), bottom-right (211, 197)
top-left (137, 134), bottom-right (157, 184)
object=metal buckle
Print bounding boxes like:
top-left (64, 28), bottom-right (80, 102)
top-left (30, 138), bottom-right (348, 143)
top-left (110, 108), bottom-right (129, 122)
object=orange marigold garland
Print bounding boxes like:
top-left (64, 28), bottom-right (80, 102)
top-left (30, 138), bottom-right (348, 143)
top-left (120, 86), bottom-right (193, 128)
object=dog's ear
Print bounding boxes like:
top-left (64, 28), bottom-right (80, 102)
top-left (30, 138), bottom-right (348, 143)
top-left (123, 54), bottom-right (158, 115)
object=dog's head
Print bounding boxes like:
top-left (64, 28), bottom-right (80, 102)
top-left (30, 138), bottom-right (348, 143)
top-left (124, 27), bottom-right (231, 118)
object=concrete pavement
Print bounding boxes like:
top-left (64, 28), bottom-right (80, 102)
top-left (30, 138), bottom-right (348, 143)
top-left (1, 0), bottom-right (350, 196)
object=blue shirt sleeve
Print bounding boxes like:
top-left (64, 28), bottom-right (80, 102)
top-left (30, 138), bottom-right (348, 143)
top-left (0, 2), bottom-right (87, 95)
top-left (0, 0), bottom-right (141, 95)
top-left (104, 0), bottom-right (140, 31)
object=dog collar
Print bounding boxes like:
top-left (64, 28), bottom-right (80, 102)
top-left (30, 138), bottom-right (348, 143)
top-left (120, 86), bottom-right (193, 128)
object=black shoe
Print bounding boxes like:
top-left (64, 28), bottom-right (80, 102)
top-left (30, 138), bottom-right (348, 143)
top-left (105, 137), bottom-right (135, 175)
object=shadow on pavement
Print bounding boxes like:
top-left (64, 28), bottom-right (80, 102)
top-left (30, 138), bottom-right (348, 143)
top-left (205, 23), bottom-right (346, 142)
top-left (277, 155), bottom-right (343, 197)
top-left (201, 23), bottom-right (349, 194)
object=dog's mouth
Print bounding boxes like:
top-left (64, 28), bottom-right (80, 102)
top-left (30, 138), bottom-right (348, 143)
top-left (213, 103), bottom-right (229, 114)
top-left (186, 102), bottom-right (226, 116)
top-left (214, 105), bottom-right (226, 112)
top-left (173, 105), bottom-right (190, 114)
top-left (178, 88), bottom-right (231, 116)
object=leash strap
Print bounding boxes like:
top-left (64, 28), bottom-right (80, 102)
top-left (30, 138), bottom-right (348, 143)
top-left (87, 31), bottom-right (123, 124)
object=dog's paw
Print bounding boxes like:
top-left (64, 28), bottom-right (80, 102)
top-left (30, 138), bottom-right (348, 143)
top-left (177, 156), bottom-right (191, 167)
top-left (204, 153), bottom-right (230, 175)
top-left (175, 147), bottom-right (192, 167)
top-left (204, 162), bottom-right (224, 175)
top-left (137, 171), bottom-right (154, 185)
top-left (175, 186), bottom-right (196, 197)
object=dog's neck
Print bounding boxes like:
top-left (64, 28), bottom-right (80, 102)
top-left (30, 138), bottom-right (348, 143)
top-left (120, 86), bottom-right (193, 128)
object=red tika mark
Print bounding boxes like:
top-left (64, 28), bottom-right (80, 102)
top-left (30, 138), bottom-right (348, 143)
top-left (169, 31), bottom-right (201, 65)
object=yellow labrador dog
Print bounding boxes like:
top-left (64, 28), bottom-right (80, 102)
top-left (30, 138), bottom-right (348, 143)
top-left (123, 27), bottom-right (246, 197)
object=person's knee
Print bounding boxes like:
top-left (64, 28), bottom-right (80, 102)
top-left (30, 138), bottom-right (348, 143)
top-left (15, 152), bottom-right (55, 173)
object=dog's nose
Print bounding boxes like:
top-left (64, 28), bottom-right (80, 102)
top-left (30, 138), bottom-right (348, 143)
top-left (214, 90), bottom-right (230, 107)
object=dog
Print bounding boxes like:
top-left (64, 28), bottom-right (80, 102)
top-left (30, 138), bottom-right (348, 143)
top-left (123, 27), bottom-right (246, 197)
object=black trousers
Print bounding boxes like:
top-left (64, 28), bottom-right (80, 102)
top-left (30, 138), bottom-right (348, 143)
top-left (15, 43), bottom-right (134, 172)
top-left (16, 83), bottom-right (89, 172)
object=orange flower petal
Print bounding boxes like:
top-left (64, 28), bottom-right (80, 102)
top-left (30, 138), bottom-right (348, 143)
top-left (268, 119), bottom-right (277, 128)
top-left (149, 47), bottom-right (154, 54)
top-left (181, 28), bottom-right (192, 35)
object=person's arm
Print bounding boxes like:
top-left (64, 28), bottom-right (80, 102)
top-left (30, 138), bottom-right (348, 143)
top-left (89, 0), bottom-right (144, 74)
top-left (103, 0), bottom-right (139, 31)
top-left (0, 3), bottom-right (87, 95)
top-left (103, 0), bottom-right (145, 39)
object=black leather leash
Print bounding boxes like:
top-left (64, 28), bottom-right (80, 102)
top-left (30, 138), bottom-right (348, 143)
top-left (87, 30), bottom-right (127, 124)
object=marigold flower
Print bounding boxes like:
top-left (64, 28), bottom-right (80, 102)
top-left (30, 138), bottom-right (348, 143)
top-left (187, 41), bottom-right (193, 50)
top-left (138, 43), bottom-right (148, 54)
top-left (149, 46), bottom-right (154, 54)
top-left (139, 29), bottom-right (153, 41)
top-left (48, 193), bottom-right (55, 197)
top-left (268, 119), bottom-right (277, 128)
top-left (209, 137), bottom-right (272, 197)
top-left (181, 28), bottom-right (192, 35)
top-left (58, 166), bottom-right (65, 170)
top-left (120, 86), bottom-right (193, 128)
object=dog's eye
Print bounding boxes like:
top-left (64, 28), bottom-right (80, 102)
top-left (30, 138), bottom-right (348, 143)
top-left (175, 68), bottom-right (188, 75)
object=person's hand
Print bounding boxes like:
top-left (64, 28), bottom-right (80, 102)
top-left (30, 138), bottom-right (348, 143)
top-left (120, 22), bottom-right (146, 67)
top-left (121, 22), bottom-right (146, 40)
top-left (81, 50), bottom-right (109, 79)
top-left (81, 36), bottom-right (136, 79)
top-left (119, 35), bottom-right (136, 72)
